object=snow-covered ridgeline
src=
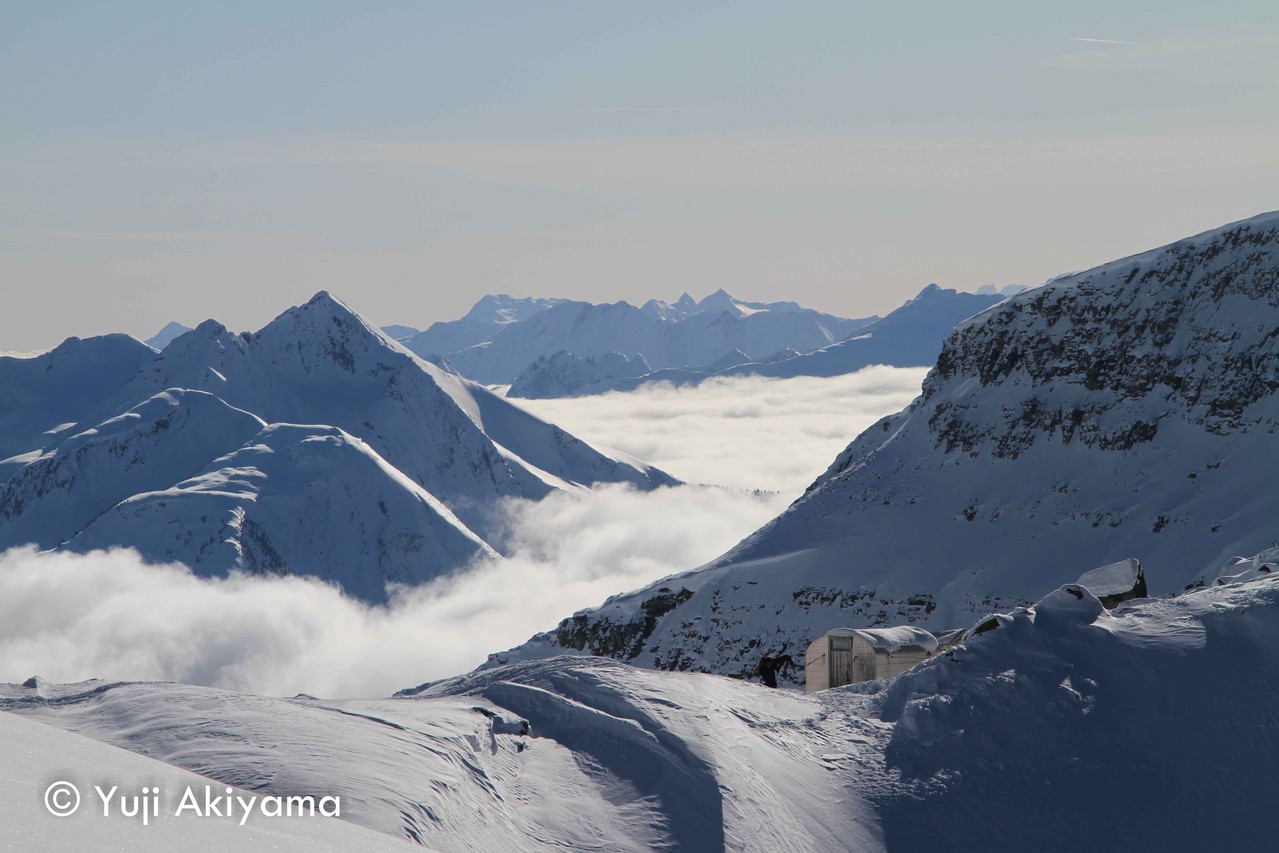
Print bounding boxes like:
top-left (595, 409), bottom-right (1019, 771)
top-left (6, 570), bottom-right (1279, 851)
top-left (494, 211), bottom-right (1279, 677)
top-left (506, 285), bottom-right (1006, 398)
top-left (410, 289), bottom-right (876, 385)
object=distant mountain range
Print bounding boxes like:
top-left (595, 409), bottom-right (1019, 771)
top-left (404, 290), bottom-right (878, 385)
top-left (495, 211), bottom-right (1279, 676)
top-left (1, 293), bottom-right (674, 601)
top-left (508, 284), bottom-right (1008, 398)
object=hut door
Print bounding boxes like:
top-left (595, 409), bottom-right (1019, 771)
top-left (831, 648), bottom-right (854, 687)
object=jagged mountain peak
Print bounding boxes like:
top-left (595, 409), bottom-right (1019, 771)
top-left (697, 288), bottom-right (742, 314)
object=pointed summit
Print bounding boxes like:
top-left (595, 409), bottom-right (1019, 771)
top-left (696, 288), bottom-right (743, 316)
top-left (144, 321), bottom-right (194, 351)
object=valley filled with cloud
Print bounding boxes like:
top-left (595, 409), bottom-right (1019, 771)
top-left (0, 369), bottom-right (927, 696)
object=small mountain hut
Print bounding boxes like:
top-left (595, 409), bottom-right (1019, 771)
top-left (804, 626), bottom-right (938, 692)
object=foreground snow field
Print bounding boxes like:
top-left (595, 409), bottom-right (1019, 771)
top-left (6, 573), bottom-right (1279, 852)
top-left (0, 710), bottom-right (418, 852)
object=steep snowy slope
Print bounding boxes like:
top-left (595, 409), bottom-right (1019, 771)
top-left (423, 362), bottom-right (676, 494)
top-left (499, 211), bottom-right (1279, 676)
top-left (66, 424), bottom-right (494, 602)
top-left (426, 291), bottom-right (873, 384)
top-left (0, 390), bottom-right (264, 551)
top-left (8, 573), bottom-right (1279, 852)
top-left (0, 334), bottom-right (155, 477)
top-left (66, 292), bottom-right (672, 538)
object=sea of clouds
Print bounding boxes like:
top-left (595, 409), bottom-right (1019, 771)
top-left (0, 368), bottom-right (927, 697)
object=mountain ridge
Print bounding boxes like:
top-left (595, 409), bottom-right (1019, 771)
top-left (492, 210), bottom-right (1279, 677)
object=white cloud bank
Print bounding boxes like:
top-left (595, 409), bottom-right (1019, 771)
top-left (0, 486), bottom-right (787, 698)
top-left (517, 367), bottom-right (929, 495)
top-left (0, 370), bottom-right (926, 697)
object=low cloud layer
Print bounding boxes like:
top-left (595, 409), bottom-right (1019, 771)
top-left (0, 370), bottom-right (925, 697)
top-left (0, 485), bottom-right (787, 698)
top-left (517, 367), bottom-right (930, 495)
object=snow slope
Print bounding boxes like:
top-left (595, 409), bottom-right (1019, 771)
top-left (0, 334), bottom-right (156, 478)
top-left (0, 705), bottom-right (417, 852)
top-left (8, 573), bottom-right (1279, 851)
top-left (497, 211), bottom-right (1279, 677)
top-left (66, 425), bottom-right (495, 603)
top-left (416, 290), bottom-right (874, 385)
top-left (0, 390), bottom-right (265, 551)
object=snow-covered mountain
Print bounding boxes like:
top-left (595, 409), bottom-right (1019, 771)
top-left (0, 389), bottom-right (265, 552)
top-left (7, 571), bottom-right (1279, 851)
top-left (67, 424), bottom-right (494, 603)
top-left (409, 290), bottom-right (875, 385)
top-left (507, 351), bottom-right (651, 399)
top-left (0, 293), bottom-right (674, 600)
top-left (494, 211), bottom-right (1279, 676)
top-left (406, 295), bottom-right (571, 358)
top-left (379, 324), bottom-right (420, 342)
top-left (0, 334), bottom-right (156, 476)
top-left (715, 283), bottom-right (1006, 379)
top-left (144, 321), bottom-right (194, 350)
top-left (512, 285), bottom-right (1005, 398)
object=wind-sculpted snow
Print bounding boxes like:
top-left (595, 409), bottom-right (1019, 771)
top-left (501, 211), bottom-right (1279, 677)
top-left (868, 576), bottom-right (1279, 850)
top-left (0, 710), bottom-right (417, 852)
top-left (7, 575), bottom-right (1279, 851)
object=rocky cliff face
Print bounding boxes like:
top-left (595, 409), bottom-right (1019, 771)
top-left (493, 211), bottom-right (1279, 679)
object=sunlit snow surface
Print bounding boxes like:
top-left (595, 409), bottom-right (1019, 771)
top-left (6, 574), bottom-right (1279, 852)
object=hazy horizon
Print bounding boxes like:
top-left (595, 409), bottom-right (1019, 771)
top-left (5, 2), bottom-right (1278, 350)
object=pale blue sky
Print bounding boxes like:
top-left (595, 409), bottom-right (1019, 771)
top-left (3, 1), bottom-right (1278, 349)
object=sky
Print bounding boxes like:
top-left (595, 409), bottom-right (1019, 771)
top-left (3, 1), bottom-right (1279, 350)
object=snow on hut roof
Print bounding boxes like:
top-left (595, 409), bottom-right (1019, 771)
top-left (1076, 558), bottom-right (1141, 598)
top-left (826, 626), bottom-right (939, 654)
